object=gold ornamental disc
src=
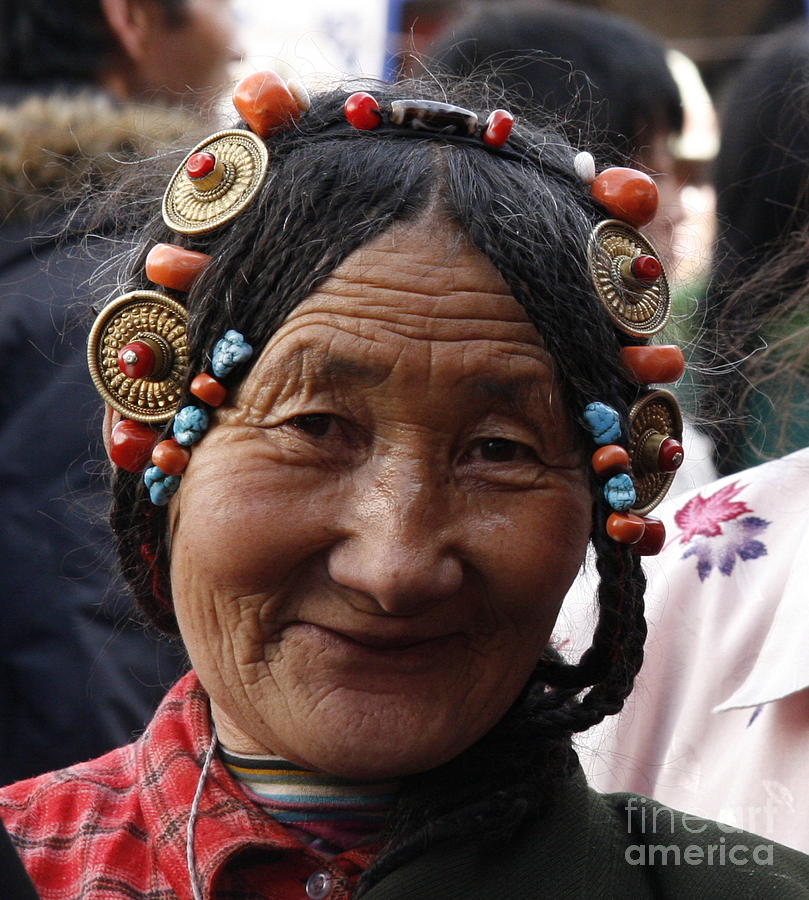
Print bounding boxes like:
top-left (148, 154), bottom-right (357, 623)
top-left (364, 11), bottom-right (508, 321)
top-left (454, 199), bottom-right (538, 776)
top-left (588, 219), bottom-right (671, 338)
top-left (627, 389), bottom-right (684, 515)
top-left (162, 129), bottom-right (269, 235)
top-left (87, 290), bottom-right (189, 424)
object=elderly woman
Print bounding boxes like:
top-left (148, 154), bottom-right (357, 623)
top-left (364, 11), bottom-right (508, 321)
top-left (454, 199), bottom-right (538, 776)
top-left (1, 74), bottom-right (807, 899)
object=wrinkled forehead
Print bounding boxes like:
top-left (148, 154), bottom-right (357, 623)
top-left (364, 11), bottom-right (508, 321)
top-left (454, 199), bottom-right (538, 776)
top-left (274, 220), bottom-right (547, 352)
top-left (237, 220), bottom-right (561, 412)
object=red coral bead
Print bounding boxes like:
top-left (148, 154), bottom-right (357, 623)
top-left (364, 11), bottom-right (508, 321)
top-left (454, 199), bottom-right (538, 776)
top-left (110, 419), bottom-right (157, 472)
top-left (118, 341), bottom-right (156, 379)
top-left (233, 70), bottom-right (300, 137)
top-left (658, 437), bottom-right (685, 473)
top-left (190, 373), bottom-right (227, 407)
top-left (344, 92), bottom-right (382, 130)
top-left (482, 109), bottom-right (514, 147)
top-left (630, 254), bottom-right (662, 283)
top-left (606, 511), bottom-right (646, 544)
top-left (620, 345), bottom-right (685, 384)
top-left (592, 444), bottom-right (631, 477)
top-left (633, 517), bottom-right (666, 555)
top-left (151, 439), bottom-right (191, 476)
top-left (145, 244), bottom-right (212, 292)
top-left (591, 167), bottom-right (659, 227)
top-left (186, 152), bottom-right (216, 179)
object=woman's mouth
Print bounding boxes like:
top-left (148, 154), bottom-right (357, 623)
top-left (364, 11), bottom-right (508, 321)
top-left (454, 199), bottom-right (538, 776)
top-left (277, 622), bottom-right (463, 670)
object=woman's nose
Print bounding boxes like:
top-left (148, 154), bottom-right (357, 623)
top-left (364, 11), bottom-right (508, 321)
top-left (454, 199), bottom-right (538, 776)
top-left (326, 463), bottom-right (464, 615)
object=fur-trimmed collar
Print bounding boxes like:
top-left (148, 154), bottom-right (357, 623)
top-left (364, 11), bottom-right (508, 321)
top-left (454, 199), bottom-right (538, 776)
top-left (0, 89), bottom-right (203, 221)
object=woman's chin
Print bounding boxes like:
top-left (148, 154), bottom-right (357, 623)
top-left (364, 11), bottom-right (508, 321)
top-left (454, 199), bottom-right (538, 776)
top-left (249, 689), bottom-right (494, 780)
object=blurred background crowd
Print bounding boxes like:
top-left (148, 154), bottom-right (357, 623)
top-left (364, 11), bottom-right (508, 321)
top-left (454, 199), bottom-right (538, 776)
top-left (3, 0), bottom-right (809, 866)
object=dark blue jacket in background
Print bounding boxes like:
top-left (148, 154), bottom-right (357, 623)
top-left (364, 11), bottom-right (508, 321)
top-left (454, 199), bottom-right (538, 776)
top-left (0, 88), bottom-right (190, 785)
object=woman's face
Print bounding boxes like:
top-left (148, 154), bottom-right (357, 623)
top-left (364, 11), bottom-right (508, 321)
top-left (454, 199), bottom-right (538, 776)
top-left (170, 222), bottom-right (592, 778)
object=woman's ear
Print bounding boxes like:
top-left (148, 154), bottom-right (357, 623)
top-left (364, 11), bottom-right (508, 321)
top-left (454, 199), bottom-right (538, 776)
top-left (100, 0), bottom-right (154, 62)
top-left (103, 405), bottom-right (123, 459)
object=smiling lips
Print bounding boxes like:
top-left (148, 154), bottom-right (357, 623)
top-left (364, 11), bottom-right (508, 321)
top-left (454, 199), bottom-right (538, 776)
top-left (286, 622), bottom-right (458, 653)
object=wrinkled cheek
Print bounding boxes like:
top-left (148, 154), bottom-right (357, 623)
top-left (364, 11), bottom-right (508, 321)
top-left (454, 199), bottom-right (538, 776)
top-left (169, 526), bottom-right (273, 682)
top-left (509, 489), bottom-right (592, 636)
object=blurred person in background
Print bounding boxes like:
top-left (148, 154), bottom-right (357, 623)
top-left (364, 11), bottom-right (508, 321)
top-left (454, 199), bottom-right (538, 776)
top-left (428, 0), bottom-right (685, 266)
top-left (428, 0), bottom-right (716, 495)
top-left (702, 21), bottom-right (809, 475)
top-left (0, 0), bottom-right (239, 784)
top-left (555, 21), bottom-right (809, 855)
top-left (576, 221), bottom-right (809, 853)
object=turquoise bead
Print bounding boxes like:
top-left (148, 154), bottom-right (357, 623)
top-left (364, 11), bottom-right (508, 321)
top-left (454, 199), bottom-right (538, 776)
top-left (173, 406), bottom-right (209, 446)
top-left (604, 473), bottom-right (636, 510)
top-left (143, 466), bottom-right (181, 506)
top-left (212, 329), bottom-right (253, 378)
top-left (583, 402), bottom-right (622, 445)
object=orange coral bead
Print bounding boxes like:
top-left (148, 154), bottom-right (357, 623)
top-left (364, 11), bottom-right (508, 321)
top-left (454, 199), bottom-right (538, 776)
top-left (592, 444), bottom-right (631, 477)
top-left (233, 71), bottom-right (300, 138)
top-left (151, 439), bottom-right (191, 476)
top-left (606, 512), bottom-right (646, 544)
top-left (620, 345), bottom-right (685, 384)
top-left (591, 167), bottom-right (659, 227)
top-left (633, 518), bottom-right (666, 555)
top-left (110, 420), bottom-right (157, 472)
top-left (190, 373), bottom-right (227, 407)
top-left (344, 92), bottom-right (382, 130)
top-left (145, 244), bottom-right (212, 292)
top-left (482, 109), bottom-right (514, 147)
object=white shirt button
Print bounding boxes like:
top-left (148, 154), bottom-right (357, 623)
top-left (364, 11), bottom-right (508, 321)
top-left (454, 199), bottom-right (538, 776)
top-left (305, 868), bottom-right (333, 899)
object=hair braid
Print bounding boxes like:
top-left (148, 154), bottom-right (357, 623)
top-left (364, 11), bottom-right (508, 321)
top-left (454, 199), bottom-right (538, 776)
top-left (97, 79), bottom-right (659, 875)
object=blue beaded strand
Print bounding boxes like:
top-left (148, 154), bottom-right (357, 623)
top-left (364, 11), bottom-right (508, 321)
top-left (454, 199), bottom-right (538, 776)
top-left (144, 466), bottom-right (181, 507)
top-left (144, 330), bottom-right (251, 506)
top-left (583, 401), bottom-right (622, 445)
top-left (173, 406), bottom-right (210, 446)
top-left (212, 330), bottom-right (253, 378)
top-left (604, 472), bottom-right (636, 510)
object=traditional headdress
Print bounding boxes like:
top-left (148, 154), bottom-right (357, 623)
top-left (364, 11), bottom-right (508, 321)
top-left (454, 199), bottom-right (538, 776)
top-left (88, 72), bottom-right (684, 553)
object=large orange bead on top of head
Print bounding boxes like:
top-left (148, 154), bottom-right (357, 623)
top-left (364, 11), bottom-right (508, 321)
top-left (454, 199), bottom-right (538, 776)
top-left (233, 71), bottom-right (302, 138)
top-left (591, 167), bottom-right (659, 228)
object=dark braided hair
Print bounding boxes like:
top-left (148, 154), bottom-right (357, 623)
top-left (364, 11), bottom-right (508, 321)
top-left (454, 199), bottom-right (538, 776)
top-left (100, 77), bottom-right (649, 878)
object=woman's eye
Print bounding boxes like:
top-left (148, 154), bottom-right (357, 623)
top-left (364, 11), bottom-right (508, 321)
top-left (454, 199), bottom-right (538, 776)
top-left (289, 414), bottom-right (333, 437)
top-left (475, 438), bottom-right (534, 463)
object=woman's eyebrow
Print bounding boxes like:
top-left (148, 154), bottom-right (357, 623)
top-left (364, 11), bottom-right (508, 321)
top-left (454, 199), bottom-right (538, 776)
top-left (283, 347), bottom-right (391, 385)
top-left (462, 375), bottom-right (552, 417)
top-left (320, 356), bottom-right (391, 383)
top-left (278, 349), bottom-right (553, 409)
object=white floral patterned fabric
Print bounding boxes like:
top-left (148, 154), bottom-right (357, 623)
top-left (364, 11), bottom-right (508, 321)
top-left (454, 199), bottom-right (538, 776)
top-left (556, 447), bottom-right (809, 853)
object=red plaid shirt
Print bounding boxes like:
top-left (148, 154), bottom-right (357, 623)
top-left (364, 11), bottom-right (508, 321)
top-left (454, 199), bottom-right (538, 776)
top-left (0, 672), bottom-right (376, 899)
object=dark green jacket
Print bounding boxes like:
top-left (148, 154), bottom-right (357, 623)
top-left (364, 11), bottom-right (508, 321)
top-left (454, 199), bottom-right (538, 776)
top-left (364, 768), bottom-right (809, 898)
